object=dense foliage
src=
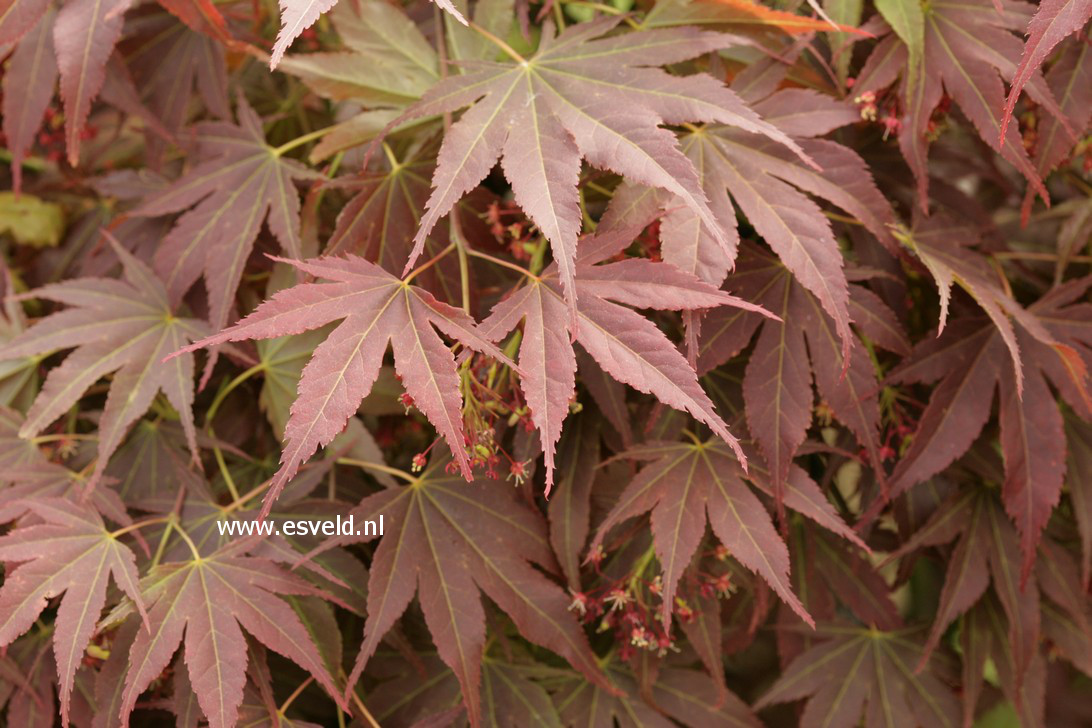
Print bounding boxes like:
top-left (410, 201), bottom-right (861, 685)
top-left (1, 0), bottom-right (1091, 725)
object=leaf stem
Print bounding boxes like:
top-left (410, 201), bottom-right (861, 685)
top-left (223, 478), bottom-right (274, 514)
top-left (995, 250), bottom-right (1092, 264)
top-left (565, 1), bottom-right (624, 15)
top-left (279, 676), bottom-right (313, 714)
top-left (206, 363), bottom-right (266, 426)
top-left (110, 516), bottom-right (171, 539)
top-left (336, 457), bottom-right (418, 483)
top-left (469, 20), bottom-right (527, 64)
top-left (213, 445), bottom-right (241, 504)
top-left (553, 0), bottom-right (567, 29)
top-left (31, 433), bottom-right (98, 444)
top-left (381, 142), bottom-right (401, 171)
top-left (205, 363), bottom-right (266, 503)
top-left (450, 211), bottom-right (473, 314)
top-left (271, 125), bottom-right (336, 157)
top-left (350, 689), bottom-right (382, 728)
top-left (824, 211), bottom-right (864, 226)
top-left (465, 248), bottom-right (538, 278)
top-left (173, 521), bottom-right (203, 561)
top-left (403, 242), bottom-right (457, 284)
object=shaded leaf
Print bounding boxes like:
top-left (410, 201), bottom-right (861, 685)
top-left (0, 498), bottom-right (148, 725)
top-left (314, 456), bottom-right (611, 727)
top-left (173, 254), bottom-right (515, 516)
top-left (0, 238), bottom-right (206, 487)
top-left (120, 541), bottom-right (343, 728)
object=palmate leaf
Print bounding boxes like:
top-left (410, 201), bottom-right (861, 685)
top-left (603, 86), bottom-right (896, 360)
top-left (156, 0), bottom-right (233, 42)
top-left (324, 141), bottom-right (494, 301)
top-left (119, 540), bottom-right (343, 728)
top-left (53, 0), bottom-right (137, 166)
top-left (133, 94), bottom-right (319, 335)
top-left (0, 498), bottom-right (148, 726)
top-left (881, 488), bottom-right (1090, 708)
top-left (962, 593), bottom-right (1050, 728)
top-left (587, 435), bottom-right (865, 630)
top-left (1066, 413), bottom-right (1092, 585)
top-left (546, 412), bottom-right (600, 590)
top-left (366, 653), bottom-right (557, 727)
top-left (480, 228), bottom-right (772, 495)
top-left (0, 238), bottom-right (206, 487)
top-left (1000, 0), bottom-right (1092, 142)
top-left (870, 229), bottom-right (1092, 574)
top-left (896, 213), bottom-right (1088, 397)
top-left (696, 244), bottom-right (901, 503)
top-left (1029, 36), bottom-right (1092, 188)
top-left (308, 455), bottom-right (611, 728)
top-left (0, 0), bottom-right (226, 174)
top-left (377, 15), bottom-right (811, 318)
top-left (856, 0), bottom-right (1072, 209)
top-left (268, 0), bottom-right (465, 69)
top-left (552, 658), bottom-right (763, 728)
top-left (0, 461), bottom-right (130, 527)
top-left (756, 624), bottom-right (961, 728)
top-left (171, 254), bottom-right (515, 516)
top-left (0, 0), bottom-right (50, 46)
top-left (278, 0), bottom-right (440, 109)
top-left (122, 11), bottom-right (230, 143)
top-left (1, 6), bottom-right (57, 194)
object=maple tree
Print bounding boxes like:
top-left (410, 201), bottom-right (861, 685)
top-left (1, 0), bottom-right (1092, 726)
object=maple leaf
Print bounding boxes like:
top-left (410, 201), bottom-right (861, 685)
top-left (133, 93), bottom-right (319, 334)
top-left (553, 658), bottom-right (763, 728)
top-left (121, 12), bottom-right (230, 144)
top-left (376, 15), bottom-right (811, 317)
top-left (0, 461), bottom-right (131, 527)
top-left (546, 413), bottom-right (600, 590)
top-left (587, 435), bottom-right (865, 630)
top-left (306, 455), bottom-right (612, 728)
top-left (324, 141), bottom-right (495, 300)
top-left (170, 254), bottom-right (516, 516)
top-left (856, 0), bottom-right (1072, 209)
top-left (870, 223), bottom-right (1092, 573)
top-left (695, 243), bottom-right (900, 504)
top-left (894, 214), bottom-right (1087, 396)
top-left (756, 624), bottom-right (962, 728)
top-left (1028, 36), bottom-right (1092, 193)
top-left (0, 0), bottom-right (50, 46)
top-left (53, 0), bottom-right (137, 166)
top-left (778, 521), bottom-right (902, 637)
top-left (1066, 413), bottom-right (1092, 586)
top-left (480, 228), bottom-right (772, 495)
top-left (0, 271), bottom-right (38, 411)
top-left (0, 237), bottom-right (207, 487)
top-left (277, 0), bottom-right (511, 162)
top-left (0, 407), bottom-right (42, 475)
top-left (961, 593), bottom-right (1051, 728)
top-left (1000, 0), bottom-right (1092, 142)
top-left (872, 316), bottom-right (1071, 576)
top-left (156, 0), bottom-right (233, 43)
top-left (1, 6), bottom-right (57, 194)
top-left (118, 539), bottom-right (343, 728)
top-left (277, 0), bottom-right (439, 108)
top-left (269, 0), bottom-right (465, 70)
top-left (366, 653), bottom-right (558, 727)
top-left (882, 488), bottom-right (1043, 698)
top-left (603, 93), bottom-right (896, 364)
top-left (0, 498), bottom-right (149, 726)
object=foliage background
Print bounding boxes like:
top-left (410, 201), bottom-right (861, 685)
top-left (0, 0), bottom-right (1090, 726)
